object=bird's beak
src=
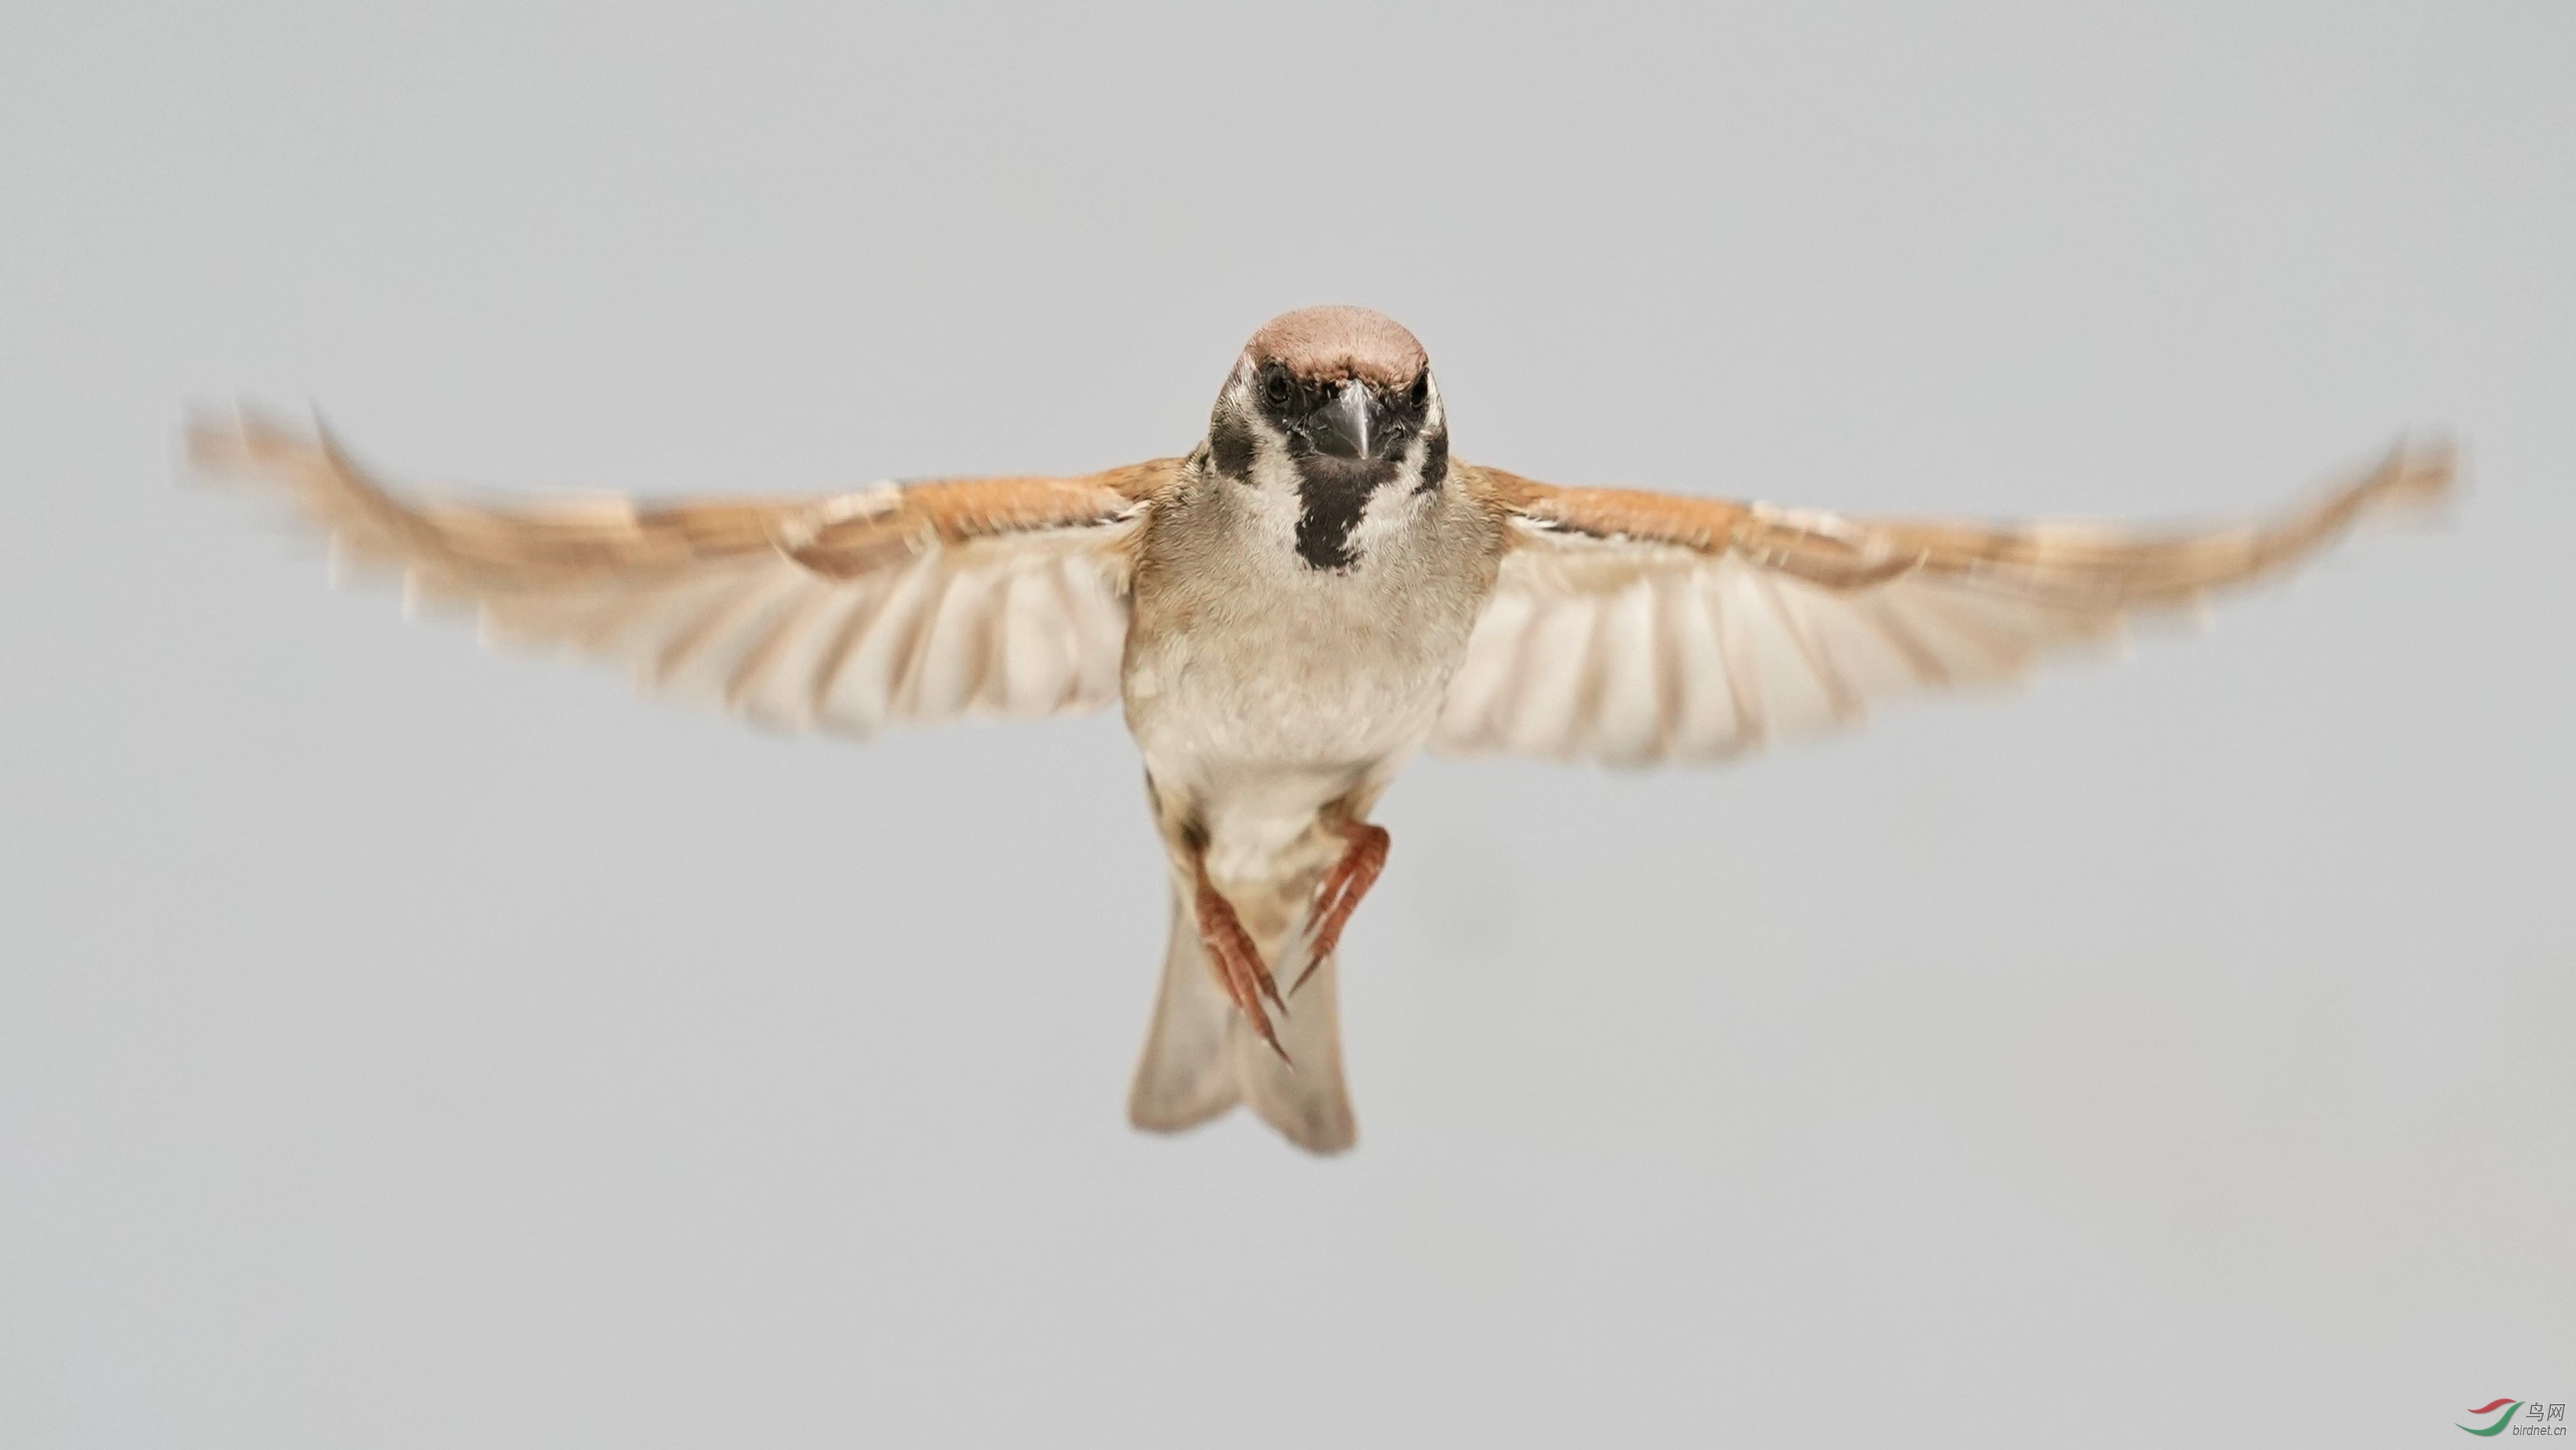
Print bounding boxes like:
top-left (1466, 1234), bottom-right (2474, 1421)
top-left (1304, 378), bottom-right (1386, 461)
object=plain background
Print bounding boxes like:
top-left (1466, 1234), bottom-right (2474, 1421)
top-left (4, 3), bottom-right (2570, 1445)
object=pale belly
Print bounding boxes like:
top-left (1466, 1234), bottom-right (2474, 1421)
top-left (1120, 465), bottom-right (1502, 886)
top-left (1123, 572), bottom-right (1479, 883)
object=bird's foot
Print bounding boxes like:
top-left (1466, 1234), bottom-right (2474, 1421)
top-left (1291, 820), bottom-right (1390, 995)
top-left (1194, 871), bottom-right (1289, 1062)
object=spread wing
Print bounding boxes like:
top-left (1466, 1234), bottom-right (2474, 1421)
top-left (1434, 442), bottom-right (2454, 765)
top-left (191, 411), bottom-right (1174, 738)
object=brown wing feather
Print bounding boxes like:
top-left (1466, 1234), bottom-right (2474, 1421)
top-left (1436, 441), bottom-right (2454, 763)
top-left (191, 409), bottom-right (1173, 738)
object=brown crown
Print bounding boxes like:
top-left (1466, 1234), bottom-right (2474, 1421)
top-left (1243, 306), bottom-right (1429, 388)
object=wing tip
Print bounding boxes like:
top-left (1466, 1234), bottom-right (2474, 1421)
top-left (181, 400), bottom-right (318, 483)
top-left (2357, 433), bottom-right (2462, 516)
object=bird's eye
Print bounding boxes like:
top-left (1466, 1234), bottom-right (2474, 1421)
top-left (1408, 372), bottom-right (1431, 409)
top-left (1261, 367), bottom-right (1294, 409)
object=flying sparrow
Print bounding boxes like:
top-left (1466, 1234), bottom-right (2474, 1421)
top-left (191, 305), bottom-right (2453, 1154)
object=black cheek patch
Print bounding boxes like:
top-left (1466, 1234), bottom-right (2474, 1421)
top-left (1209, 416), bottom-right (1256, 480)
top-left (1415, 428), bottom-right (1448, 494)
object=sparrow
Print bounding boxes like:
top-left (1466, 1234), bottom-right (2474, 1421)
top-left (191, 305), bottom-right (2453, 1154)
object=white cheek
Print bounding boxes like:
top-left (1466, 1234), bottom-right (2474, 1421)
top-left (1243, 449), bottom-right (1308, 530)
top-left (1205, 439), bottom-right (1311, 565)
top-left (1350, 475), bottom-right (1429, 557)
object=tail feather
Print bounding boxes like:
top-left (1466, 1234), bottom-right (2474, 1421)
top-left (1127, 881), bottom-right (1357, 1154)
top-left (1127, 884), bottom-right (1240, 1133)
top-left (1233, 948), bottom-right (1355, 1153)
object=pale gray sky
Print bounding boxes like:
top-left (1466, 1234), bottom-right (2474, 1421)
top-left (3, 3), bottom-right (2571, 1445)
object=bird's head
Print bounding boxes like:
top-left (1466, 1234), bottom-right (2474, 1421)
top-left (1206, 305), bottom-right (1450, 570)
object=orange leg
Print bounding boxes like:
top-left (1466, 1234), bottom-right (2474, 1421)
top-left (1291, 819), bottom-right (1390, 995)
top-left (1193, 858), bottom-right (1289, 1062)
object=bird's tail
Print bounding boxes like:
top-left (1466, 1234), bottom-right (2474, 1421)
top-left (1127, 877), bottom-right (1356, 1154)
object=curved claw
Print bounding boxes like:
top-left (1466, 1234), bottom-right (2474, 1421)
top-left (1194, 872), bottom-right (1290, 1063)
top-left (1290, 820), bottom-right (1389, 996)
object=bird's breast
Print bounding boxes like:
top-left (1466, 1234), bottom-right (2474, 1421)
top-left (1123, 589), bottom-right (1460, 769)
top-left (1123, 555), bottom-right (1486, 782)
